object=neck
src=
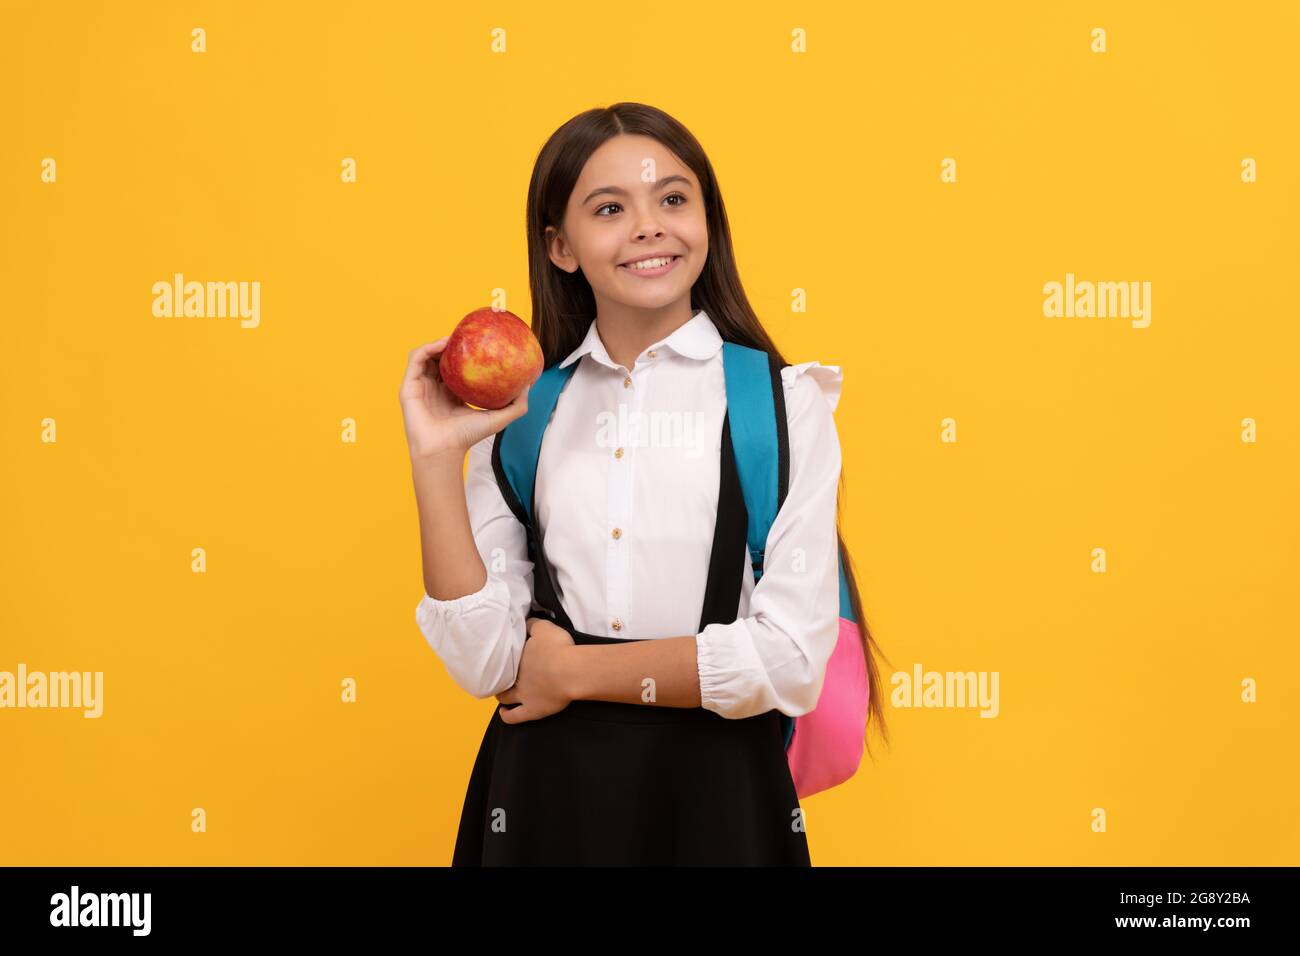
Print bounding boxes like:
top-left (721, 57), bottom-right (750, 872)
top-left (593, 300), bottom-right (696, 371)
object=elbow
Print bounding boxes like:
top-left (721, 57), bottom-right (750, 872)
top-left (780, 661), bottom-right (826, 718)
top-left (773, 613), bottom-right (839, 719)
top-left (414, 596), bottom-right (525, 701)
top-left (462, 670), bottom-right (517, 702)
top-left (698, 611), bottom-right (837, 720)
top-left (427, 639), bottom-right (522, 702)
top-left (437, 646), bottom-right (519, 700)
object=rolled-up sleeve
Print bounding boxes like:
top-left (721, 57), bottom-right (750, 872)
top-left (415, 432), bottom-right (534, 699)
top-left (695, 361), bottom-right (844, 719)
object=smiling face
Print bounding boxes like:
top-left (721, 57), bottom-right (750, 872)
top-left (546, 133), bottom-right (707, 312)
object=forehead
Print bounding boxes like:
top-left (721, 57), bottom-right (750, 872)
top-left (572, 135), bottom-right (694, 194)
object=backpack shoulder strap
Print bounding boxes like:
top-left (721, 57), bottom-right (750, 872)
top-left (722, 343), bottom-right (856, 624)
top-left (490, 361), bottom-right (579, 627)
top-left (491, 361), bottom-right (578, 528)
top-left (720, 342), bottom-right (790, 580)
top-left (721, 343), bottom-right (798, 749)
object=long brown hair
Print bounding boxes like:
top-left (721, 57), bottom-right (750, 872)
top-left (524, 102), bottom-right (890, 756)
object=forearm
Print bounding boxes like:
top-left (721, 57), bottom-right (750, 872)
top-left (561, 635), bottom-right (702, 708)
top-left (411, 452), bottom-right (488, 600)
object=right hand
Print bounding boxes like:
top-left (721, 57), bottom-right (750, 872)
top-left (399, 337), bottom-right (540, 461)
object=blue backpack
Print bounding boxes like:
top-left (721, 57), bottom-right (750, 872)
top-left (490, 341), bottom-right (868, 798)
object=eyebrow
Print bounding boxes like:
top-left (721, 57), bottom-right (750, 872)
top-left (582, 174), bottom-right (692, 206)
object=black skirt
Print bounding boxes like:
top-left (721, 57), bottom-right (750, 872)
top-left (453, 410), bottom-right (810, 865)
top-left (451, 631), bottom-right (811, 866)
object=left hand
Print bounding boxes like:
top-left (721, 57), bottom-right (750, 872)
top-left (495, 616), bottom-right (576, 724)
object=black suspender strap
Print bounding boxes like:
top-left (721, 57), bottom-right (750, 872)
top-left (697, 412), bottom-right (749, 631)
top-left (491, 411), bottom-right (751, 640)
top-left (490, 433), bottom-right (575, 633)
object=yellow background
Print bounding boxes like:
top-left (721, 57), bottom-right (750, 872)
top-left (2, 0), bottom-right (1297, 865)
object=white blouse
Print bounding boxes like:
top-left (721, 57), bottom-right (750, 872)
top-left (415, 308), bottom-right (844, 720)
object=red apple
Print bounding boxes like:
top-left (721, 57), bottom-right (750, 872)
top-left (439, 307), bottom-right (543, 410)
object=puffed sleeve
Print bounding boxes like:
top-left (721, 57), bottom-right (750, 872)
top-left (695, 361), bottom-right (843, 719)
top-left (414, 432), bottom-right (534, 699)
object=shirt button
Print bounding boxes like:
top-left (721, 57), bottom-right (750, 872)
top-left (647, 349), bottom-right (657, 359)
top-left (614, 447), bottom-right (624, 459)
top-left (611, 527), bottom-right (622, 540)
top-left (623, 377), bottom-right (631, 388)
top-left (611, 618), bottom-right (623, 631)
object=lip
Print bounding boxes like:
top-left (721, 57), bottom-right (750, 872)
top-left (617, 255), bottom-right (682, 278)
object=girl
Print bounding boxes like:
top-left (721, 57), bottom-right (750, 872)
top-left (400, 103), bottom-right (887, 866)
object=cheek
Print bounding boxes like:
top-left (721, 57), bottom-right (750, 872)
top-left (683, 216), bottom-right (709, 251)
top-left (588, 233), bottom-right (624, 265)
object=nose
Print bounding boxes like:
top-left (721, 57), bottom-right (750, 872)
top-left (634, 204), bottom-right (667, 240)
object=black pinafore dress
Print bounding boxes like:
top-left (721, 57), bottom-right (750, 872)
top-left (451, 414), bottom-right (811, 866)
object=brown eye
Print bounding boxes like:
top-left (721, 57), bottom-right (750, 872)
top-left (596, 193), bottom-right (686, 217)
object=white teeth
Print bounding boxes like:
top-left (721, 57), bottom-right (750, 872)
top-left (624, 256), bottom-right (675, 271)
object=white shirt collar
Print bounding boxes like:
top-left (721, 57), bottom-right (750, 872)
top-left (558, 308), bottom-right (723, 370)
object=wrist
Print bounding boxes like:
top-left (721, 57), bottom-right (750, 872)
top-left (410, 447), bottom-right (466, 472)
top-left (557, 644), bottom-right (586, 703)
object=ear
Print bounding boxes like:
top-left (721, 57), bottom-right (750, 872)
top-left (544, 225), bottom-right (577, 274)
